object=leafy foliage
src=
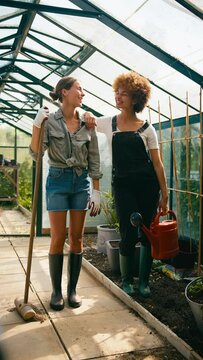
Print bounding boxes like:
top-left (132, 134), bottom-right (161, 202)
top-left (101, 190), bottom-right (119, 230)
top-left (18, 159), bottom-right (32, 211)
top-left (0, 171), bottom-right (14, 197)
top-left (187, 277), bottom-right (203, 303)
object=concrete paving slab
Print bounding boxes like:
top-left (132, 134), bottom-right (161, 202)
top-left (0, 273), bottom-right (26, 296)
top-left (0, 305), bottom-right (24, 325)
top-left (0, 223), bottom-right (5, 234)
top-left (0, 290), bottom-right (41, 315)
top-left (0, 209), bottom-right (30, 235)
top-left (75, 266), bottom-right (102, 289)
top-left (0, 258), bottom-right (24, 275)
top-left (0, 320), bottom-right (69, 360)
top-left (0, 246), bottom-right (19, 259)
top-left (53, 309), bottom-right (163, 360)
top-left (15, 245), bottom-right (49, 258)
top-left (0, 236), bottom-right (10, 241)
top-left (20, 256), bottom-right (50, 273)
top-left (10, 236), bottom-right (51, 247)
top-left (39, 284), bottom-right (127, 320)
top-left (0, 239), bottom-right (12, 247)
top-left (0, 231), bottom-right (190, 360)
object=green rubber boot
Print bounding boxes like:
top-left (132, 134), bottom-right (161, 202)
top-left (119, 253), bottom-right (135, 295)
top-left (49, 253), bottom-right (64, 311)
top-left (67, 252), bottom-right (83, 308)
top-left (138, 245), bottom-right (153, 298)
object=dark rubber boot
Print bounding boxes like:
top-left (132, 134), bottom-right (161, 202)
top-left (49, 253), bottom-right (64, 311)
top-left (67, 252), bottom-right (82, 308)
top-left (138, 245), bottom-right (153, 298)
top-left (119, 253), bottom-right (135, 295)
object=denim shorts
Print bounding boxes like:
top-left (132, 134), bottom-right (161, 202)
top-left (46, 167), bottom-right (90, 211)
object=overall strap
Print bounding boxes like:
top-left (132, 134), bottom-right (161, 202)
top-left (137, 121), bottom-right (149, 133)
top-left (112, 117), bottom-right (149, 133)
top-left (112, 115), bottom-right (117, 132)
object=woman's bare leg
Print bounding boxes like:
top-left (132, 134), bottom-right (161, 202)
top-left (48, 210), bottom-right (67, 311)
top-left (48, 211), bottom-right (67, 254)
top-left (67, 210), bottom-right (87, 308)
top-left (68, 210), bottom-right (87, 253)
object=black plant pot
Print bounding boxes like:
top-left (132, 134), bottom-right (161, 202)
top-left (170, 236), bottom-right (197, 269)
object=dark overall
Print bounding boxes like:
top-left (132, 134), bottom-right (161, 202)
top-left (111, 116), bottom-right (160, 256)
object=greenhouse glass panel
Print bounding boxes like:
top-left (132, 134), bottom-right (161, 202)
top-left (32, 14), bottom-right (83, 47)
top-left (81, 52), bottom-right (129, 84)
top-left (23, 37), bottom-right (64, 62)
top-left (125, 0), bottom-right (202, 73)
top-left (16, 54), bottom-right (51, 80)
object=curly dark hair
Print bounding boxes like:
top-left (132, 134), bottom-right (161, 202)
top-left (49, 76), bottom-right (77, 102)
top-left (112, 71), bottom-right (151, 113)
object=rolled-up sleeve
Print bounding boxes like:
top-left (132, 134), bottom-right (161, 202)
top-left (29, 121), bottom-right (49, 161)
top-left (88, 129), bottom-right (102, 179)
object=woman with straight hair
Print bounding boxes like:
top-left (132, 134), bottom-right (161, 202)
top-left (30, 76), bottom-right (102, 310)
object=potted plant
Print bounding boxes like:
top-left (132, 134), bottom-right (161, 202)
top-left (96, 190), bottom-right (120, 254)
top-left (185, 276), bottom-right (203, 335)
top-left (97, 191), bottom-right (140, 274)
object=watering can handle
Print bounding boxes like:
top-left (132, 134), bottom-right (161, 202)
top-left (153, 210), bottom-right (177, 224)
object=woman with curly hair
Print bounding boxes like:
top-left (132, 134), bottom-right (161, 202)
top-left (85, 70), bottom-right (168, 297)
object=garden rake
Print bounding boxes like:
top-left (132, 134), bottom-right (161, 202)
top-left (14, 120), bottom-right (46, 321)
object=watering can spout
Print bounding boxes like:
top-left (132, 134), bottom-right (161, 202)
top-left (130, 212), bottom-right (143, 227)
top-left (130, 212), bottom-right (154, 244)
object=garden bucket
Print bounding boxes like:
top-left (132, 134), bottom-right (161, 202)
top-left (185, 278), bottom-right (203, 336)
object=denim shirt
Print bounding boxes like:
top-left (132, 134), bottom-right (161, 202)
top-left (29, 108), bottom-right (102, 179)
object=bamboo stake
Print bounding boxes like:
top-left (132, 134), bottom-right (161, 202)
top-left (197, 87), bottom-right (202, 275)
top-left (185, 92), bottom-right (196, 250)
top-left (158, 101), bottom-right (163, 161)
top-left (169, 97), bottom-right (183, 235)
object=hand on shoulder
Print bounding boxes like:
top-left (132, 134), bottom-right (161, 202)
top-left (82, 112), bottom-right (97, 129)
top-left (33, 106), bottom-right (49, 128)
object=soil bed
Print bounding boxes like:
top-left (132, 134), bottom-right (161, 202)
top-left (83, 234), bottom-right (203, 359)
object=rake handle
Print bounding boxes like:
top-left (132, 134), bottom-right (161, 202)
top-left (24, 121), bottom-right (45, 303)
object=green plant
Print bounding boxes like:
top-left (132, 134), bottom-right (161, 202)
top-left (101, 190), bottom-right (119, 230)
top-left (187, 277), bottom-right (203, 303)
top-left (18, 159), bottom-right (32, 211)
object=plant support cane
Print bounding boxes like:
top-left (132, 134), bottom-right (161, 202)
top-left (14, 121), bottom-right (46, 322)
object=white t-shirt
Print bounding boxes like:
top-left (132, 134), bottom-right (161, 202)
top-left (96, 115), bottom-right (159, 163)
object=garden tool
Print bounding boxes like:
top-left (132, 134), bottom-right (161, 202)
top-left (14, 120), bottom-right (46, 321)
top-left (130, 210), bottom-right (179, 260)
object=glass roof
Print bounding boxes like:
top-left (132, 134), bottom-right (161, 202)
top-left (0, 0), bottom-right (202, 134)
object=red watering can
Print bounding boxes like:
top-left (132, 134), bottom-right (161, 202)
top-left (130, 210), bottom-right (179, 260)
